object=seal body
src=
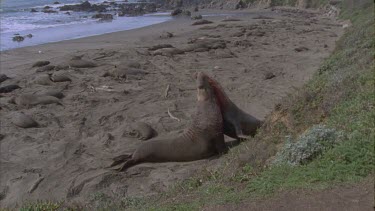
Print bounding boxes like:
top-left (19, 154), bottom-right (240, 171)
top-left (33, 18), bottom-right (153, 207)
top-left (11, 94), bottom-right (62, 107)
top-left (111, 72), bottom-right (226, 171)
top-left (206, 75), bottom-right (262, 139)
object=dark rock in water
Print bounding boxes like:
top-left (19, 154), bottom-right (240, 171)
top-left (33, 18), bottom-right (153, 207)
top-left (148, 44), bottom-right (174, 51)
top-left (0, 74), bottom-right (10, 83)
top-left (12, 113), bottom-right (39, 128)
top-left (171, 9), bottom-right (191, 16)
top-left (12, 36), bottom-right (24, 42)
top-left (65, 12), bottom-right (71, 15)
top-left (60, 1), bottom-right (107, 12)
top-left (54, 1), bottom-right (60, 4)
top-left (32, 61), bottom-right (50, 67)
top-left (92, 13), bottom-right (113, 21)
top-left (264, 72), bottom-right (276, 80)
top-left (30, 8), bottom-right (38, 12)
top-left (44, 6), bottom-right (52, 9)
top-left (182, 10), bottom-right (191, 16)
top-left (171, 8), bottom-right (182, 16)
top-left (26, 34), bottom-right (33, 38)
top-left (192, 19), bottom-right (213, 26)
top-left (191, 14), bottom-right (202, 20)
top-left (43, 9), bottom-right (58, 13)
top-left (0, 85), bottom-right (21, 93)
top-left (36, 65), bottom-right (55, 72)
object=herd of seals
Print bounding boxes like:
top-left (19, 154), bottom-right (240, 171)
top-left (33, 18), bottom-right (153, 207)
top-left (110, 72), bottom-right (262, 171)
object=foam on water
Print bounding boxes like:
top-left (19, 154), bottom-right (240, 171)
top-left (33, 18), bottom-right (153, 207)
top-left (0, 0), bottom-right (172, 51)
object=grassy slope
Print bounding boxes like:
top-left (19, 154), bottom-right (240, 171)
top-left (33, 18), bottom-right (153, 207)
top-left (14, 0), bottom-right (374, 210)
top-left (143, 0), bottom-right (374, 210)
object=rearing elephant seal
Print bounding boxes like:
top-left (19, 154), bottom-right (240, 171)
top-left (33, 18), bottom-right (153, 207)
top-left (205, 74), bottom-right (262, 139)
top-left (110, 72), bottom-right (227, 171)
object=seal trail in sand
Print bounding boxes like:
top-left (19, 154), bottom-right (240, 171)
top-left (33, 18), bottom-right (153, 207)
top-left (110, 72), bottom-right (226, 171)
top-left (205, 74), bottom-right (262, 139)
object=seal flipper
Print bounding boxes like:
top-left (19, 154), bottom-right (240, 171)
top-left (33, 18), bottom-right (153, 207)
top-left (116, 159), bottom-right (137, 172)
top-left (109, 154), bottom-right (132, 167)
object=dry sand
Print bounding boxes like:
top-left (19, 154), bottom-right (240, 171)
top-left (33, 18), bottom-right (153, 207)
top-left (0, 8), bottom-right (345, 207)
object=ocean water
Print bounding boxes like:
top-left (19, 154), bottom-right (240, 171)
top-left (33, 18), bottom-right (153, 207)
top-left (0, 0), bottom-right (172, 51)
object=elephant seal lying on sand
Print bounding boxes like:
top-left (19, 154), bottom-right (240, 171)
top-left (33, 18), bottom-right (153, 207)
top-left (205, 74), bottom-right (262, 139)
top-left (110, 72), bottom-right (227, 171)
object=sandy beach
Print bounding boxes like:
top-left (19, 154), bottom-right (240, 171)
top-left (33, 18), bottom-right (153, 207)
top-left (0, 8), bottom-right (344, 207)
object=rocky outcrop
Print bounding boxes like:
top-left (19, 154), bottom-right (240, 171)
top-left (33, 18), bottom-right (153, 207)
top-left (59, 1), bottom-right (108, 12)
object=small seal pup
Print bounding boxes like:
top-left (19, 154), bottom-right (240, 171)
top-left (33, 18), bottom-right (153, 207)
top-left (205, 74), bottom-right (262, 139)
top-left (110, 72), bottom-right (227, 171)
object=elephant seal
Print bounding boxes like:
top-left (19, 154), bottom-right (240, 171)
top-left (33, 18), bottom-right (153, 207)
top-left (32, 61), bottom-right (50, 67)
top-left (9, 94), bottom-right (62, 107)
top-left (68, 57), bottom-right (97, 68)
top-left (205, 74), bottom-right (262, 139)
top-left (123, 122), bottom-right (157, 141)
top-left (0, 85), bottom-right (21, 93)
top-left (0, 74), bottom-right (10, 83)
top-left (110, 72), bottom-right (226, 171)
top-left (12, 112), bottom-right (38, 128)
top-left (50, 74), bottom-right (71, 82)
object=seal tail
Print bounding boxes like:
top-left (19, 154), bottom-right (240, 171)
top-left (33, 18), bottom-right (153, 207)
top-left (109, 154), bottom-right (132, 167)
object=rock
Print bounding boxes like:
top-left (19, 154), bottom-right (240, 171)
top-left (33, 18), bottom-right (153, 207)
top-left (0, 74), bottom-right (10, 83)
top-left (192, 19), bottom-right (213, 25)
top-left (43, 9), bottom-right (58, 13)
top-left (171, 9), bottom-right (191, 16)
top-left (235, 0), bottom-right (247, 9)
top-left (12, 36), bottom-right (24, 42)
top-left (60, 1), bottom-right (107, 12)
top-left (160, 32), bottom-right (174, 39)
top-left (26, 34), bottom-right (33, 38)
top-left (54, 1), bottom-right (60, 4)
top-left (148, 44), bottom-right (174, 51)
top-left (92, 13), bottom-right (113, 21)
top-left (0, 85), bottom-right (21, 93)
top-left (30, 8), bottom-right (38, 12)
top-left (12, 113), bottom-right (39, 128)
top-left (191, 14), bottom-right (202, 20)
top-left (36, 65), bottom-right (55, 72)
top-left (65, 12), bottom-right (71, 15)
top-left (264, 72), bottom-right (275, 80)
top-left (44, 6), bottom-right (52, 9)
top-left (171, 8), bottom-right (182, 16)
top-left (32, 61), bottom-right (50, 67)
